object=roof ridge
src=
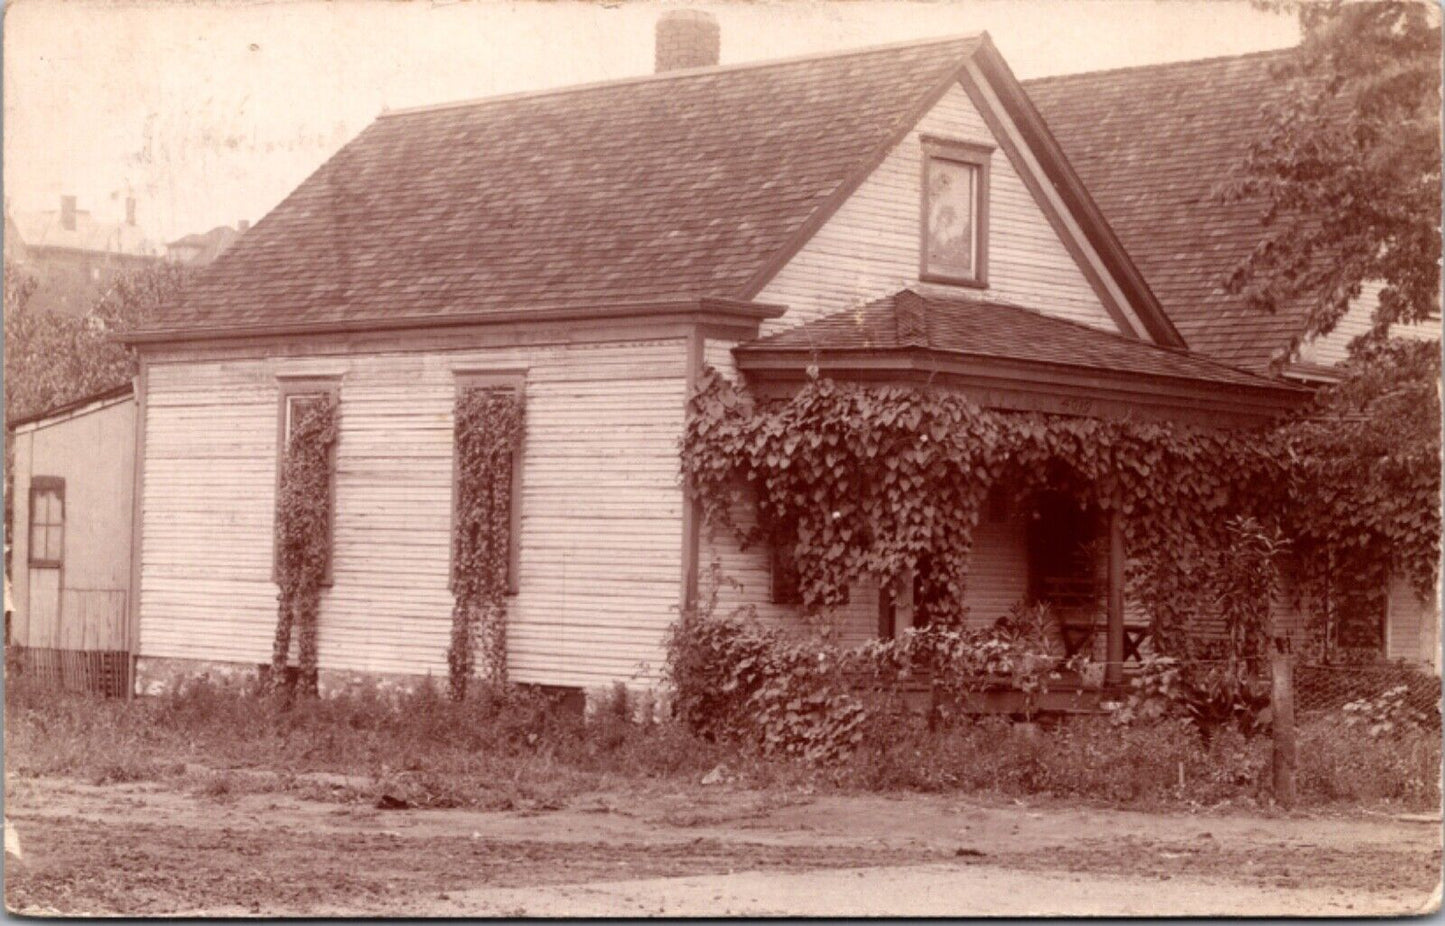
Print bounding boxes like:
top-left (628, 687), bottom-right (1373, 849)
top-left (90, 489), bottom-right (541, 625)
top-left (1021, 45), bottom-right (1297, 88)
top-left (380, 32), bottom-right (981, 120)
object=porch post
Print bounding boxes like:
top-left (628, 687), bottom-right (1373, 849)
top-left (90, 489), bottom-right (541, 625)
top-left (1106, 509), bottom-right (1125, 687)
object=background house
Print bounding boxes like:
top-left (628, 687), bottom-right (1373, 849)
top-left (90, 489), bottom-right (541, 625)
top-left (166, 221), bottom-right (249, 267)
top-left (5, 195), bottom-right (163, 317)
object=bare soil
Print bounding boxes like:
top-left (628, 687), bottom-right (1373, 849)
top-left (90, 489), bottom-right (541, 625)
top-left (5, 770), bottom-right (1441, 916)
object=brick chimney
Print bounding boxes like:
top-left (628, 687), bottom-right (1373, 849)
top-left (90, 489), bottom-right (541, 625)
top-left (125, 196), bottom-right (137, 227)
top-left (655, 10), bottom-right (719, 73)
top-left (237, 219), bottom-right (250, 233)
top-left (60, 194), bottom-right (77, 231)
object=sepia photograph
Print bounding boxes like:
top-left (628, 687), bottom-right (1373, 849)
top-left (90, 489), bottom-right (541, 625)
top-left (2, 0), bottom-right (1441, 916)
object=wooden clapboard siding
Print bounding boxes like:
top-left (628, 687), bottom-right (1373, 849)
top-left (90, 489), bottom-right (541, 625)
top-left (1298, 281), bottom-right (1439, 368)
top-left (1387, 575), bottom-right (1438, 667)
top-left (961, 514), bottom-right (1029, 627)
top-left (756, 83), bottom-right (1117, 338)
top-left (140, 338), bottom-right (689, 687)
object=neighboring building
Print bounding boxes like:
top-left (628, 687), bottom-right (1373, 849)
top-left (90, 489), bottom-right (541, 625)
top-left (166, 221), bottom-right (248, 267)
top-left (1025, 53), bottom-right (1441, 669)
top-left (5, 195), bottom-right (163, 316)
top-left (9, 20), bottom-right (1418, 697)
top-left (7, 384), bottom-right (137, 696)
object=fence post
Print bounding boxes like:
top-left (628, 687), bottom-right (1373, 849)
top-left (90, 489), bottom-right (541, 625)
top-left (1271, 651), bottom-right (1297, 809)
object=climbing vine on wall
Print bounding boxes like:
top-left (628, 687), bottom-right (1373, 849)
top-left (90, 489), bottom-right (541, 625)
top-left (448, 387), bottom-right (524, 700)
top-left (681, 364), bottom-right (1438, 651)
top-left (271, 393), bottom-right (338, 694)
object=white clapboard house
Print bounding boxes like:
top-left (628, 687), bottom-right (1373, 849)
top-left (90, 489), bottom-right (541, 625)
top-left (26, 16), bottom-right (1423, 696)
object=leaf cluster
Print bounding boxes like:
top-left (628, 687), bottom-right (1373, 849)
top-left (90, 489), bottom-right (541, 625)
top-left (1218, 1), bottom-right (1441, 356)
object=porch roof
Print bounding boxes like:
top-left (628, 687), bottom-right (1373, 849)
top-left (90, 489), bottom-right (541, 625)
top-left (735, 289), bottom-right (1302, 394)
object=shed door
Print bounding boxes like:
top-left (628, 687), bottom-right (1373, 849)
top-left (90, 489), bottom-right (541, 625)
top-left (27, 477), bottom-right (65, 649)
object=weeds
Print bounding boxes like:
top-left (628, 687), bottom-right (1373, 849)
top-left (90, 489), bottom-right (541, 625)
top-left (5, 675), bottom-right (1439, 812)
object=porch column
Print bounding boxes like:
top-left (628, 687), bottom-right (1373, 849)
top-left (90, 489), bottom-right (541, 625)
top-left (1106, 509), bottom-right (1125, 687)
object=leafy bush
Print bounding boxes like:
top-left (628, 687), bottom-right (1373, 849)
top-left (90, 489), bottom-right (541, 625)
top-left (1114, 656), bottom-right (1271, 741)
top-left (1342, 684), bottom-right (1442, 739)
top-left (665, 591), bottom-right (866, 762)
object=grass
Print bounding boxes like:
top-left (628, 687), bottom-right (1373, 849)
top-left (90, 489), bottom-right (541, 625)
top-left (5, 675), bottom-right (1439, 812)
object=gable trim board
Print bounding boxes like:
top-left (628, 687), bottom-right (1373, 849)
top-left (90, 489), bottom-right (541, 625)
top-left (969, 43), bottom-right (1183, 349)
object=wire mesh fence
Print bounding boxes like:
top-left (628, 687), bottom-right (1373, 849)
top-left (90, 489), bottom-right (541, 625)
top-left (1295, 660), bottom-right (1441, 717)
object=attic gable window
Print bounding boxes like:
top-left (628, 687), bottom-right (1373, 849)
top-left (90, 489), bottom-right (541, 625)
top-left (920, 136), bottom-right (992, 288)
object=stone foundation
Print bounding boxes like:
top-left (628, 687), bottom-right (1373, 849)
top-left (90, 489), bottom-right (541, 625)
top-left (132, 656), bottom-right (667, 720)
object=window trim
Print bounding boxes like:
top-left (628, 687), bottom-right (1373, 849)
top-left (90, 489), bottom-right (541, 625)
top-left (274, 375), bottom-right (341, 586)
top-left (27, 476), bottom-right (65, 569)
top-left (451, 369), bottom-right (526, 597)
top-left (919, 135), bottom-right (993, 289)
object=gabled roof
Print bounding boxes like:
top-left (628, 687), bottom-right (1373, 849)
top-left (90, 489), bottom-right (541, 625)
top-left (151, 36), bottom-right (982, 333)
top-left (139, 33), bottom-right (1181, 348)
top-left (167, 225), bottom-right (243, 266)
top-left (737, 289), bottom-right (1296, 392)
top-left (1024, 49), bottom-right (1307, 373)
top-left (7, 381), bottom-right (134, 432)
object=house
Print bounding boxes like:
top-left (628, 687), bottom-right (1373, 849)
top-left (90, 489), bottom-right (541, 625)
top-left (71, 17), bottom-right (1433, 697)
top-left (7, 383), bottom-right (137, 696)
top-left (166, 222), bottom-right (248, 267)
top-left (5, 195), bottom-right (163, 317)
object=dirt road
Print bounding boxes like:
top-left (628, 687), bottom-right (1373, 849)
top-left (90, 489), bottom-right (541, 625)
top-left (5, 771), bottom-right (1440, 916)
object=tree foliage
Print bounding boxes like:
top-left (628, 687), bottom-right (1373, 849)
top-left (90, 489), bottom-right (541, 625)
top-left (3, 259), bottom-right (195, 422)
top-left (1218, 1), bottom-right (1442, 357)
top-left (1276, 338), bottom-right (1441, 653)
top-left (448, 388), bottom-right (524, 700)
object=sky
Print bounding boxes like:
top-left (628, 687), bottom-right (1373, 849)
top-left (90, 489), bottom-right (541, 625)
top-left (3, 0), bottom-right (1300, 245)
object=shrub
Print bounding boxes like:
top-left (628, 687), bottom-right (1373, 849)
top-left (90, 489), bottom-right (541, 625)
top-left (665, 593), bottom-right (865, 762)
top-left (1341, 684), bottom-right (1442, 739)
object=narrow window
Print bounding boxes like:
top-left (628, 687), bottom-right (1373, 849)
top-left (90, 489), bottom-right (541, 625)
top-left (28, 477), bottom-right (65, 568)
top-left (275, 376), bottom-right (340, 585)
top-left (921, 136), bottom-right (992, 288)
top-left (452, 371), bottom-right (526, 596)
top-left (769, 542), bottom-right (803, 606)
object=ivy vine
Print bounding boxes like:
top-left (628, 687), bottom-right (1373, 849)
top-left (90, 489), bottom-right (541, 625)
top-left (448, 387), bottom-right (524, 700)
top-left (271, 393), bottom-right (338, 694)
top-left (681, 363), bottom-right (1438, 654)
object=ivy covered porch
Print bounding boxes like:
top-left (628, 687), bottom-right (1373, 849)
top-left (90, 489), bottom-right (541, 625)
top-left (688, 289), bottom-right (1310, 710)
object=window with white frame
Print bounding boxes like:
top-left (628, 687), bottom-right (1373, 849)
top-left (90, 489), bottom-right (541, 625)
top-left (921, 136), bottom-right (992, 288)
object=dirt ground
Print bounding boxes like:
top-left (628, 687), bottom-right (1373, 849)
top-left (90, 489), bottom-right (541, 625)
top-left (5, 768), bottom-right (1441, 916)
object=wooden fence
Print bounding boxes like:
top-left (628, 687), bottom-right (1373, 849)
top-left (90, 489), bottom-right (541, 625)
top-left (8, 646), bottom-right (133, 698)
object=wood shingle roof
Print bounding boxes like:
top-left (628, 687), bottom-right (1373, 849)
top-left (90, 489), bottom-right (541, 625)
top-left (1024, 50), bottom-right (1307, 373)
top-left (738, 288), bottom-right (1295, 391)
